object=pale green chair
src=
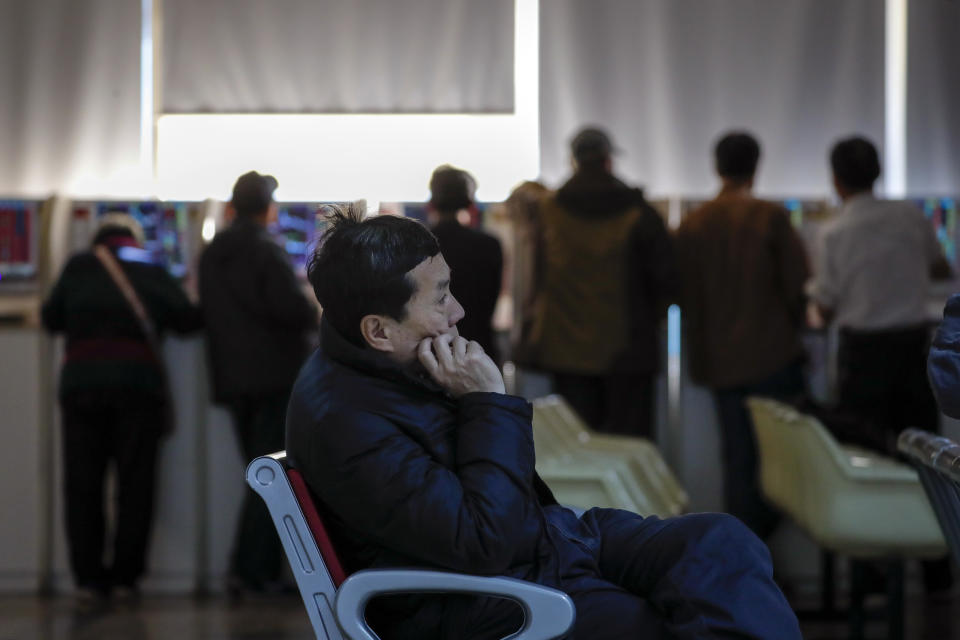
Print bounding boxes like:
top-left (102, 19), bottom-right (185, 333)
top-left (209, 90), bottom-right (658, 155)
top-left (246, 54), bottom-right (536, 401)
top-left (747, 397), bottom-right (946, 640)
top-left (533, 420), bottom-right (651, 515)
top-left (532, 396), bottom-right (687, 517)
top-left (536, 460), bottom-right (642, 513)
top-left (533, 395), bottom-right (688, 517)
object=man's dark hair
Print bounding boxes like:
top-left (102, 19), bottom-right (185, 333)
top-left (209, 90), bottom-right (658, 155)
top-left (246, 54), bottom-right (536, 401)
top-left (307, 204), bottom-right (441, 346)
top-left (570, 127), bottom-right (614, 168)
top-left (231, 170), bottom-right (278, 218)
top-left (715, 132), bottom-right (761, 182)
top-left (830, 136), bottom-right (881, 192)
top-left (429, 165), bottom-right (475, 215)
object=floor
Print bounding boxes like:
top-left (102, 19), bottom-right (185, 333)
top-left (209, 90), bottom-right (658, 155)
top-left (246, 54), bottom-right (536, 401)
top-left (0, 591), bottom-right (957, 639)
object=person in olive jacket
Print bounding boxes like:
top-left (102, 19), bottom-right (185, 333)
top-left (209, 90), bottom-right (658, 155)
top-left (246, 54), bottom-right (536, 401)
top-left (42, 213), bottom-right (202, 600)
top-left (285, 205), bottom-right (801, 640)
top-left (524, 127), bottom-right (676, 439)
top-left (199, 171), bottom-right (318, 593)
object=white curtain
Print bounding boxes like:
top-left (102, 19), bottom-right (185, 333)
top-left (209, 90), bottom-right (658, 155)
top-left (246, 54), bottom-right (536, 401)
top-left (162, 0), bottom-right (515, 114)
top-left (906, 0), bottom-right (960, 195)
top-left (0, 0), bottom-right (142, 196)
top-left (539, 0), bottom-right (886, 197)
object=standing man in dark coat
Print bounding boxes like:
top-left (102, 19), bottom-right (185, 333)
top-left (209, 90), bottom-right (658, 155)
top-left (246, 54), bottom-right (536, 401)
top-left (199, 171), bottom-right (318, 593)
top-left (427, 165), bottom-right (503, 364)
top-left (675, 131), bottom-right (809, 539)
top-left (525, 127), bottom-right (676, 438)
top-left (285, 205), bottom-right (801, 640)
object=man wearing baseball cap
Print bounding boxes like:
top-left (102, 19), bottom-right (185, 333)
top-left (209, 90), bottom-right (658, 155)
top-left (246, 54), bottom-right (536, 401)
top-left (199, 171), bottom-right (318, 595)
top-left (523, 127), bottom-right (676, 440)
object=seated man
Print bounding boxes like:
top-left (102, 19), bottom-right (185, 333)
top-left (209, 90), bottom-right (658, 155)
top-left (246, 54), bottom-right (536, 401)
top-left (286, 206), bottom-right (801, 640)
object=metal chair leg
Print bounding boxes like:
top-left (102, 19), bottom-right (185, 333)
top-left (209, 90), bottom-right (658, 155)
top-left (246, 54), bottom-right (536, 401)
top-left (821, 550), bottom-right (836, 614)
top-left (848, 559), bottom-right (866, 640)
top-left (886, 560), bottom-right (905, 640)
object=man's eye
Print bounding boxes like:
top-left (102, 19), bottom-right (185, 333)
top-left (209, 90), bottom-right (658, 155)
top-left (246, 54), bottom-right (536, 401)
top-left (439, 294), bottom-right (448, 304)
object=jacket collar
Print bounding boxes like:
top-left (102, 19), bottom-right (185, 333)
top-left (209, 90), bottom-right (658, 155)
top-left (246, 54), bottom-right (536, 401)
top-left (319, 317), bottom-right (446, 395)
top-left (555, 167), bottom-right (644, 218)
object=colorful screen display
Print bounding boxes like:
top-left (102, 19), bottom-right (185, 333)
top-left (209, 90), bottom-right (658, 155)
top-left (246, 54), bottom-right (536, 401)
top-left (915, 198), bottom-right (958, 268)
top-left (0, 200), bottom-right (39, 285)
top-left (392, 202), bottom-right (489, 228)
top-left (272, 203), bottom-right (330, 275)
top-left (83, 201), bottom-right (195, 278)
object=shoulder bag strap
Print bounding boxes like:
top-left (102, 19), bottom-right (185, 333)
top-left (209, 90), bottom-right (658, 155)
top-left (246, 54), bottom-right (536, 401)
top-left (93, 244), bottom-right (160, 350)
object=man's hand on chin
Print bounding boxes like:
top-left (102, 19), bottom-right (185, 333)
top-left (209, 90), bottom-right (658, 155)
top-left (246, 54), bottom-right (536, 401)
top-left (417, 333), bottom-right (506, 397)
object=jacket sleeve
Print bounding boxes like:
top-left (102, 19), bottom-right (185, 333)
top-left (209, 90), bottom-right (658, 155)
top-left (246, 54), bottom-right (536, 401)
top-left (808, 224), bottom-right (839, 311)
top-left (929, 294), bottom-right (960, 419)
top-left (770, 209), bottom-right (810, 324)
top-left (258, 246), bottom-right (318, 331)
top-left (297, 392), bottom-right (542, 575)
top-left (148, 269), bottom-right (204, 334)
top-left (634, 207), bottom-right (678, 314)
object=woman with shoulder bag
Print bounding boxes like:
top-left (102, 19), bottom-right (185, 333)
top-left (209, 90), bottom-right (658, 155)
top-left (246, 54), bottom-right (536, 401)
top-left (42, 213), bottom-right (202, 603)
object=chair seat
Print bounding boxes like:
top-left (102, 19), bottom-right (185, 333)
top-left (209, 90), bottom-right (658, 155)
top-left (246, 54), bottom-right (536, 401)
top-left (747, 398), bottom-right (945, 559)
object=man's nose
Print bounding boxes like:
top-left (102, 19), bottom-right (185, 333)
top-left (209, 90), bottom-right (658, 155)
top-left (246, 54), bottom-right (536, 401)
top-left (449, 296), bottom-right (465, 326)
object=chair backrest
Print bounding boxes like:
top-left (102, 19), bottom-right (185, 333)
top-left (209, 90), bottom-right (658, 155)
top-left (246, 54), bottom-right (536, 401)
top-left (287, 467), bottom-right (349, 587)
top-left (898, 429), bottom-right (960, 566)
top-left (534, 395), bottom-right (689, 513)
top-left (747, 397), bottom-right (878, 523)
top-left (246, 453), bottom-right (346, 640)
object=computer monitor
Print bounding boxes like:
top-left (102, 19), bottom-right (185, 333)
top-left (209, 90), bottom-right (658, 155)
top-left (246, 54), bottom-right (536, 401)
top-left (392, 202), bottom-right (490, 229)
top-left (915, 198), bottom-right (958, 269)
top-left (0, 200), bottom-right (41, 290)
top-left (272, 203), bottom-right (330, 276)
top-left (78, 201), bottom-right (198, 279)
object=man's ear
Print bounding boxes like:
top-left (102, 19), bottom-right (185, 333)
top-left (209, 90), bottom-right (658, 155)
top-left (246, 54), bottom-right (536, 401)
top-left (359, 314), bottom-right (395, 353)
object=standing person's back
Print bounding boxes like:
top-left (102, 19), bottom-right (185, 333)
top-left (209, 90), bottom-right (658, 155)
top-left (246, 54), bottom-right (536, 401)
top-left (809, 135), bottom-right (953, 594)
top-left (528, 127), bottom-right (676, 438)
top-left (199, 171), bottom-right (317, 594)
top-left (42, 214), bottom-right (202, 602)
top-left (678, 194), bottom-right (808, 388)
top-left (200, 217), bottom-right (316, 401)
top-left (427, 165), bottom-right (503, 362)
top-left (675, 131), bottom-right (809, 539)
top-left (808, 136), bottom-right (950, 451)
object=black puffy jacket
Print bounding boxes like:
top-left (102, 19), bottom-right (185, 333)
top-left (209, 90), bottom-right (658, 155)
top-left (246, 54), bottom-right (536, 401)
top-left (285, 319), bottom-right (564, 639)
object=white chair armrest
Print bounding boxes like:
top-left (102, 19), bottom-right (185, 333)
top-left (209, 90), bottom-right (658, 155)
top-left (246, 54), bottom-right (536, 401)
top-left (334, 569), bottom-right (575, 640)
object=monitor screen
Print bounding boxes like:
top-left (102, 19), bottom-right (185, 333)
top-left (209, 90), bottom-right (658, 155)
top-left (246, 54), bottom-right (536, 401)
top-left (390, 202), bottom-right (490, 229)
top-left (0, 200), bottom-right (40, 286)
top-left (915, 198), bottom-right (958, 268)
top-left (85, 201), bottom-right (196, 278)
top-left (272, 203), bottom-right (330, 276)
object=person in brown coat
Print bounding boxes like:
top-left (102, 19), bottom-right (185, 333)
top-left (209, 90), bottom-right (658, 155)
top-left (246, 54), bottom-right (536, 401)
top-left (675, 131), bottom-right (809, 538)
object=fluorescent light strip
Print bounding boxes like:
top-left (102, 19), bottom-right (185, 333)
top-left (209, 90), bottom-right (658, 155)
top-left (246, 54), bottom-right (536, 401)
top-left (885, 0), bottom-right (907, 197)
top-left (140, 0), bottom-right (154, 175)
